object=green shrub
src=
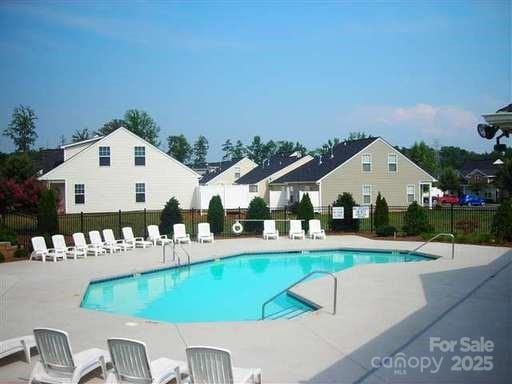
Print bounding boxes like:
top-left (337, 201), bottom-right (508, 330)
top-left (491, 199), bottom-right (512, 242)
top-left (0, 251), bottom-right (4, 263)
top-left (376, 225), bottom-right (396, 237)
top-left (246, 197), bottom-right (270, 233)
top-left (207, 195), bottom-right (224, 234)
top-left (455, 219), bottom-right (479, 235)
top-left (455, 233), bottom-right (495, 245)
top-left (159, 197), bottom-right (183, 235)
top-left (374, 192), bottom-right (389, 229)
top-left (0, 224), bottom-right (17, 245)
top-left (402, 201), bottom-right (433, 236)
top-left (329, 192), bottom-right (359, 232)
top-left (37, 189), bottom-right (58, 236)
top-left (297, 193), bottom-right (314, 232)
top-left (13, 247), bottom-right (28, 258)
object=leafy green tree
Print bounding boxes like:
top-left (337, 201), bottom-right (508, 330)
top-left (491, 199), bottom-right (512, 242)
top-left (232, 140), bottom-right (246, 160)
top-left (246, 197), bottom-right (270, 233)
top-left (37, 189), bottom-right (58, 236)
top-left (468, 178), bottom-right (486, 194)
top-left (1, 153), bottom-right (35, 181)
top-left (159, 197), bottom-right (183, 235)
top-left (439, 146), bottom-right (475, 170)
top-left (496, 160), bottom-right (512, 198)
top-left (71, 128), bottom-right (92, 143)
top-left (408, 141), bottom-right (438, 176)
top-left (207, 195), bottom-right (224, 234)
top-left (297, 193), bottom-right (314, 231)
top-left (275, 141), bottom-right (308, 157)
top-left (374, 192), bottom-right (389, 229)
top-left (312, 138), bottom-right (341, 157)
top-left (247, 136), bottom-right (266, 164)
top-left (330, 192), bottom-right (359, 232)
top-left (221, 139), bottom-right (234, 160)
top-left (438, 167), bottom-right (460, 193)
top-left (167, 134), bottom-right (192, 164)
top-left (193, 135), bottom-right (209, 168)
top-left (347, 132), bottom-right (372, 141)
top-left (402, 201), bottom-right (433, 236)
top-left (3, 105), bottom-right (38, 152)
top-left (124, 109), bottom-right (161, 146)
top-left (96, 119), bottom-right (126, 136)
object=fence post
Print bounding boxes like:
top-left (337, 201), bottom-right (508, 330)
top-left (450, 204), bottom-right (454, 234)
top-left (144, 208), bottom-right (147, 237)
top-left (238, 206), bottom-right (241, 220)
top-left (118, 210), bottom-right (122, 238)
top-left (80, 212), bottom-right (84, 233)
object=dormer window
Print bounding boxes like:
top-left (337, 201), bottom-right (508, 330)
top-left (99, 146), bottom-right (110, 166)
top-left (362, 154), bottom-right (372, 172)
top-left (134, 146), bottom-right (146, 166)
top-left (388, 154), bottom-right (397, 172)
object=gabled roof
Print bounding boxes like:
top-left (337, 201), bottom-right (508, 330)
top-left (460, 159), bottom-right (500, 177)
top-left (235, 154), bottom-right (304, 184)
top-left (199, 159), bottom-right (238, 184)
top-left (496, 104), bottom-right (512, 113)
top-left (272, 137), bottom-right (378, 183)
top-left (60, 136), bottom-right (103, 149)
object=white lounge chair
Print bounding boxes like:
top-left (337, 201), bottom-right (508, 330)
top-left (0, 335), bottom-right (37, 364)
top-left (103, 229), bottom-right (134, 252)
top-left (122, 227), bottom-right (152, 248)
top-left (147, 225), bottom-right (173, 246)
top-left (185, 346), bottom-right (261, 384)
top-left (308, 219), bottom-right (326, 239)
top-left (73, 232), bottom-right (107, 256)
top-left (52, 234), bottom-right (87, 260)
top-left (263, 220), bottom-right (279, 240)
top-left (173, 224), bottom-right (191, 244)
top-left (29, 236), bottom-right (65, 262)
top-left (89, 230), bottom-right (120, 253)
top-left (197, 223), bottom-right (214, 243)
top-left (107, 338), bottom-right (187, 384)
top-left (30, 328), bottom-right (109, 384)
top-left (288, 220), bottom-right (305, 240)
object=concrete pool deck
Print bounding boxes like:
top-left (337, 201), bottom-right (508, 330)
top-left (0, 235), bottom-right (510, 383)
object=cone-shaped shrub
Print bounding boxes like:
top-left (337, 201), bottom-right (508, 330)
top-left (246, 197), bottom-right (270, 233)
top-left (402, 201), bottom-right (433, 236)
top-left (207, 195), bottom-right (225, 234)
top-left (159, 197), bottom-right (183, 235)
top-left (297, 193), bottom-right (314, 231)
top-left (374, 192), bottom-right (389, 229)
top-left (330, 192), bottom-right (359, 232)
top-left (37, 189), bottom-right (58, 236)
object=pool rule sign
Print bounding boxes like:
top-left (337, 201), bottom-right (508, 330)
top-left (353, 206), bottom-right (370, 219)
top-left (332, 206), bottom-right (344, 219)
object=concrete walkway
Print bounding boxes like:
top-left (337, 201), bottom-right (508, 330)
top-left (0, 236), bottom-right (510, 383)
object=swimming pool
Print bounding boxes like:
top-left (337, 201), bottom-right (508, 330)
top-left (81, 249), bottom-right (432, 323)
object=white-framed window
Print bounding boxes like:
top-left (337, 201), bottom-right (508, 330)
top-left (134, 146), bottom-right (146, 166)
top-left (135, 183), bottom-right (145, 203)
top-left (362, 184), bottom-right (372, 205)
top-left (407, 185), bottom-right (415, 203)
top-left (388, 153), bottom-right (398, 173)
top-left (74, 184), bottom-right (85, 204)
top-left (249, 184), bottom-right (258, 193)
top-left (362, 154), bottom-right (372, 172)
top-left (99, 146), bottom-right (110, 166)
top-left (234, 167), bottom-right (241, 179)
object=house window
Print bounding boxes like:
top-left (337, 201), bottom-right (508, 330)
top-left (234, 167), bottom-right (241, 179)
top-left (407, 185), bottom-right (415, 203)
top-left (99, 146), bottom-right (110, 166)
top-left (74, 184), bottom-right (85, 204)
top-left (362, 185), bottom-right (372, 205)
top-left (362, 154), bottom-right (372, 172)
top-left (134, 146), bottom-right (146, 166)
top-left (388, 154), bottom-right (398, 172)
top-left (249, 184), bottom-right (258, 193)
top-left (135, 183), bottom-right (145, 203)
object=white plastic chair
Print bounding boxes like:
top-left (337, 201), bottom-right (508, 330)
top-left (197, 223), bottom-right (214, 243)
top-left (308, 219), bottom-right (326, 239)
top-left (73, 232), bottom-right (106, 256)
top-left (288, 220), bottom-right (305, 240)
top-left (107, 338), bottom-right (187, 384)
top-left (173, 224), bottom-right (191, 244)
top-left (103, 229), bottom-right (134, 252)
top-left (89, 230), bottom-right (120, 253)
top-left (147, 225), bottom-right (173, 246)
top-left (0, 335), bottom-right (37, 364)
top-left (122, 227), bottom-right (152, 248)
top-left (263, 220), bottom-right (279, 240)
top-left (29, 236), bottom-right (65, 262)
top-left (30, 328), bottom-right (109, 384)
top-left (52, 234), bottom-right (86, 260)
top-left (186, 346), bottom-right (261, 384)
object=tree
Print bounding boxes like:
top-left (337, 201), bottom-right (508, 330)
top-left (247, 136), bottom-right (266, 164)
top-left (297, 193), bottom-right (314, 232)
top-left (374, 192), bottom-right (389, 229)
top-left (1, 153), bottom-right (35, 182)
top-left (96, 119), bottom-right (126, 136)
top-left (330, 192), bottom-right (359, 232)
top-left (0, 177), bottom-right (43, 214)
top-left (37, 189), bottom-right (58, 236)
top-left (491, 199), bottom-right (512, 242)
top-left (468, 178), bottom-right (486, 194)
top-left (496, 160), bottom-right (512, 198)
top-left (246, 197), bottom-right (270, 233)
top-left (3, 105), bottom-right (38, 152)
top-left (408, 141), bottom-right (438, 176)
top-left (167, 135), bottom-right (192, 164)
top-left (221, 139), bottom-right (234, 160)
top-left (71, 128), bottom-right (92, 143)
top-left (124, 109), bottom-right (161, 146)
top-left (402, 201), bottom-right (433, 236)
top-left (207, 195), bottom-right (224, 234)
top-left (275, 141), bottom-right (308, 157)
top-left (438, 167), bottom-right (460, 193)
top-left (315, 138), bottom-right (340, 157)
top-left (193, 135), bottom-right (209, 168)
top-left (232, 140), bottom-right (246, 160)
top-left (347, 132), bottom-right (371, 141)
top-left (159, 197), bottom-right (183, 235)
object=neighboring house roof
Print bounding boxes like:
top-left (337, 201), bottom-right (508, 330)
top-left (460, 159), bottom-right (501, 177)
top-left (235, 154), bottom-right (304, 184)
top-left (496, 104), bottom-right (512, 113)
top-left (34, 149), bottom-right (64, 174)
top-left (200, 159), bottom-right (238, 184)
top-left (272, 137), bottom-right (378, 183)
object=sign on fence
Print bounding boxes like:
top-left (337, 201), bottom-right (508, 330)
top-left (352, 206), bottom-right (370, 219)
top-left (332, 207), bottom-right (344, 219)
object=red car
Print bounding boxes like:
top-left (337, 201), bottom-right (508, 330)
top-left (435, 195), bottom-right (459, 205)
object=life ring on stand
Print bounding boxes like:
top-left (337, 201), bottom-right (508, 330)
top-left (232, 221), bottom-right (244, 234)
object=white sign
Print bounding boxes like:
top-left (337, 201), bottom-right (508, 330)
top-left (332, 206), bottom-right (344, 219)
top-left (352, 206), bottom-right (370, 219)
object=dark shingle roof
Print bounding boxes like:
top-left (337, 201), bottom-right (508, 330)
top-left (496, 104), bottom-right (512, 113)
top-left (272, 137), bottom-right (378, 183)
top-left (34, 149), bottom-right (64, 174)
top-left (460, 159), bottom-right (500, 177)
top-left (199, 159), bottom-right (238, 184)
top-left (235, 155), bottom-right (303, 184)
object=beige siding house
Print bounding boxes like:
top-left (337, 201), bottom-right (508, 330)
top-left (271, 137), bottom-right (436, 207)
top-left (39, 127), bottom-right (200, 213)
top-left (199, 157), bottom-right (258, 185)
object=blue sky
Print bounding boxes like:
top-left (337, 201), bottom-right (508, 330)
top-left (0, 0), bottom-right (510, 159)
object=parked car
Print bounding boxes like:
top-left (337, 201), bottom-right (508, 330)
top-left (435, 194), bottom-right (459, 206)
top-left (459, 194), bottom-right (485, 206)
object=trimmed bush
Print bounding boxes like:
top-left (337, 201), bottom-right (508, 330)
top-left (246, 197), bottom-right (270, 233)
top-left (37, 189), bottom-right (58, 236)
top-left (374, 192), bottom-right (389, 228)
top-left (491, 199), bottom-right (512, 242)
top-left (329, 192), bottom-right (359, 232)
top-left (207, 195), bottom-right (225, 234)
top-left (376, 225), bottom-right (396, 237)
top-left (159, 197), bottom-right (183, 235)
top-left (402, 201), bottom-right (433, 236)
top-left (0, 251), bottom-right (4, 263)
top-left (14, 247), bottom-right (28, 258)
top-left (0, 224), bottom-right (17, 245)
top-left (297, 193), bottom-right (314, 232)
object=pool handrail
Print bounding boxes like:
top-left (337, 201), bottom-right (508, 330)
top-left (408, 233), bottom-right (455, 260)
top-left (162, 242), bottom-right (191, 265)
top-left (261, 270), bottom-right (338, 320)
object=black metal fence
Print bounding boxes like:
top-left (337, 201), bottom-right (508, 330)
top-left (1, 205), bottom-right (498, 250)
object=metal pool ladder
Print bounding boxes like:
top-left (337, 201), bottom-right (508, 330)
top-left (261, 270), bottom-right (338, 320)
top-left (162, 242), bottom-right (191, 265)
top-left (408, 233), bottom-right (455, 260)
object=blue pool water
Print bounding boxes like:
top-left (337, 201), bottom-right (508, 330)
top-left (81, 249), bottom-right (430, 323)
